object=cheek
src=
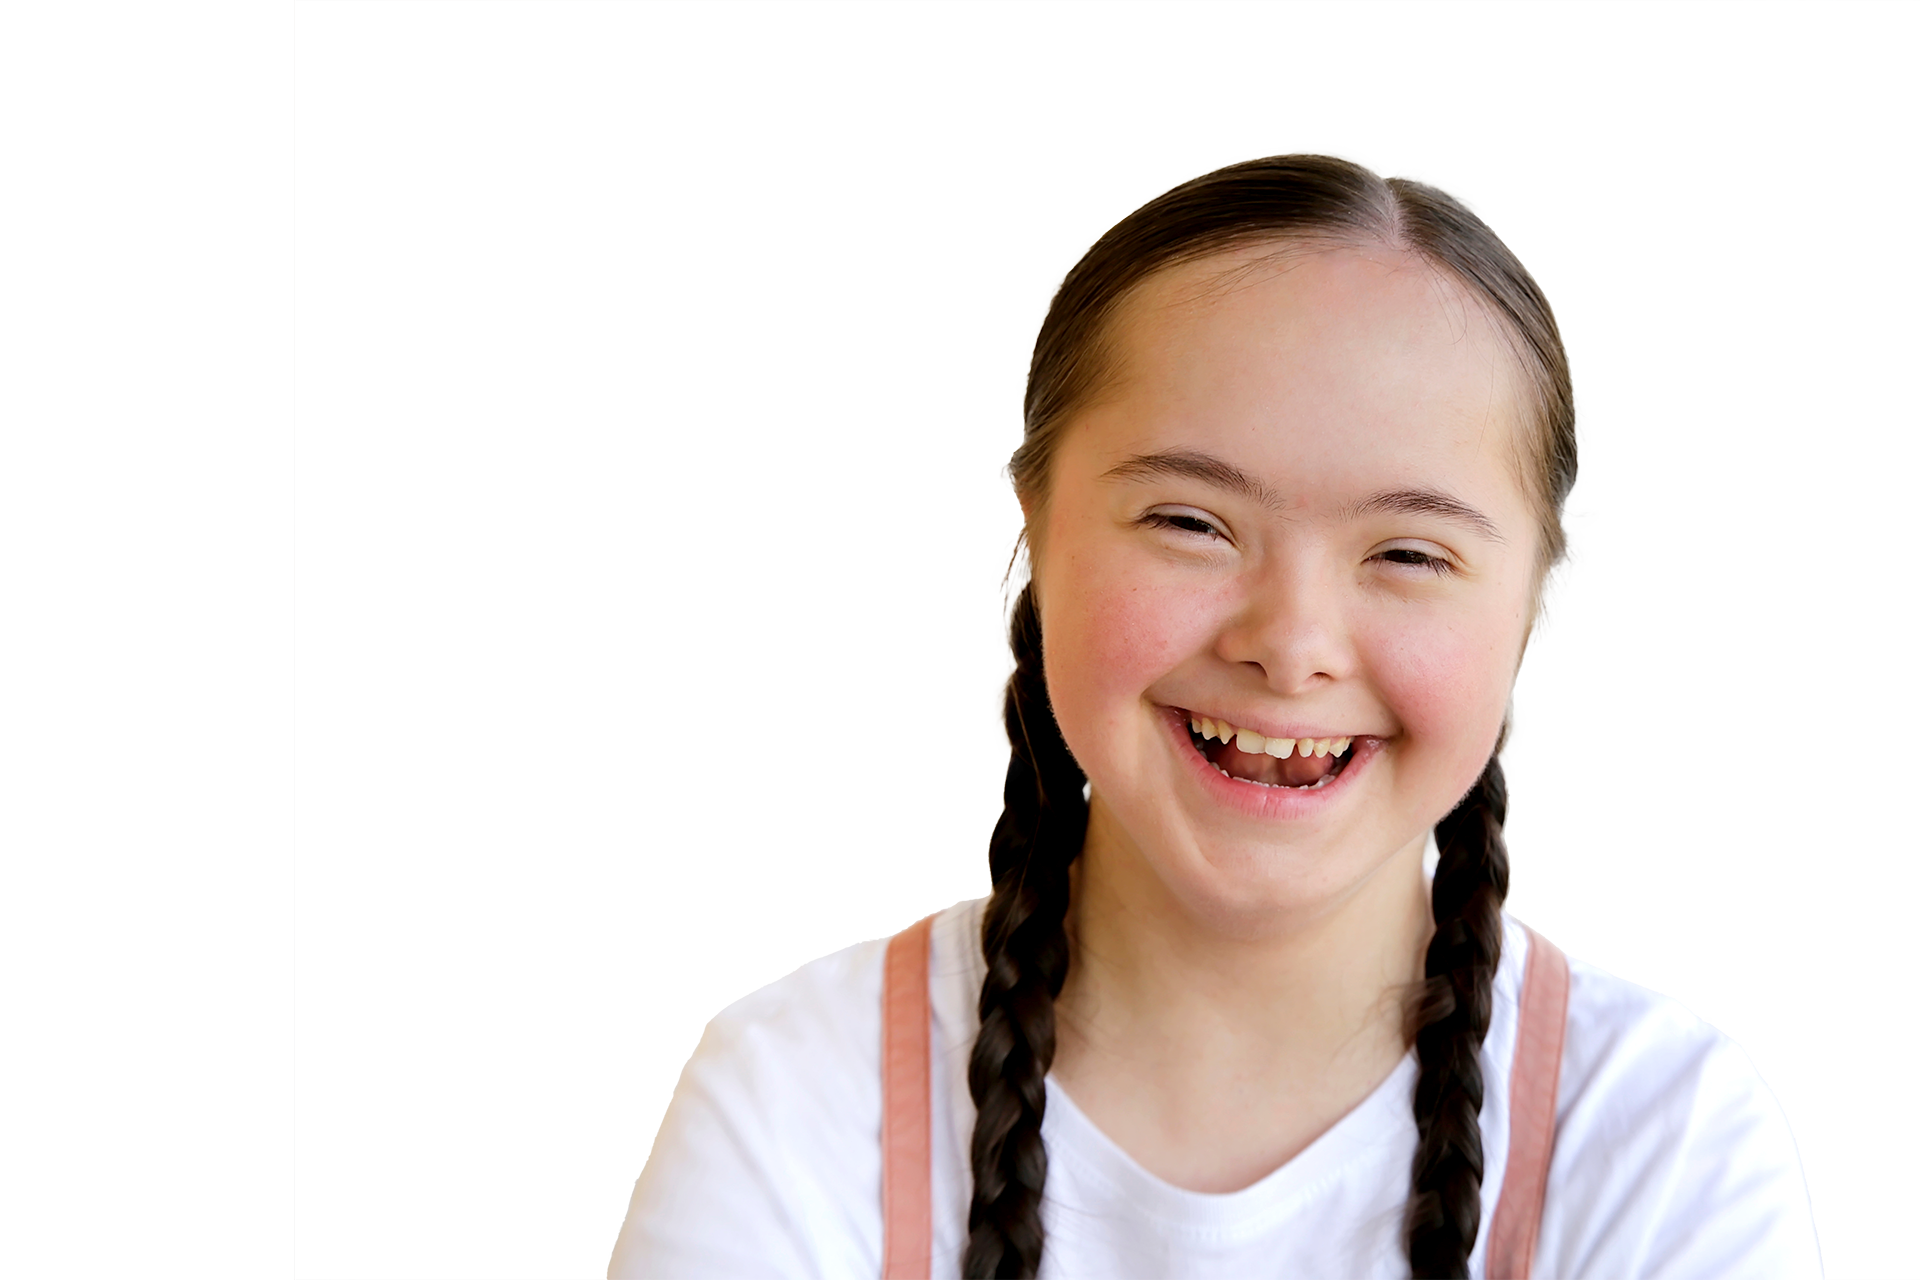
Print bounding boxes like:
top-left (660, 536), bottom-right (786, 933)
top-left (1038, 550), bottom-right (1222, 760)
top-left (1371, 609), bottom-right (1522, 786)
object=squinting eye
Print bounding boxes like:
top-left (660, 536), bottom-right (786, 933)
top-left (1142, 511), bottom-right (1226, 539)
top-left (1375, 547), bottom-right (1455, 574)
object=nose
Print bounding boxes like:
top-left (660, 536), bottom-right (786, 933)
top-left (1213, 556), bottom-right (1356, 695)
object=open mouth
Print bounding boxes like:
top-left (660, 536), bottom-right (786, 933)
top-left (1184, 713), bottom-right (1357, 791)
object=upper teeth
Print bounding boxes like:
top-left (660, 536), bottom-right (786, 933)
top-left (1191, 716), bottom-right (1351, 760)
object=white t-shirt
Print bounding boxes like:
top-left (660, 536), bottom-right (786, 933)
top-left (610, 899), bottom-right (1820, 1278)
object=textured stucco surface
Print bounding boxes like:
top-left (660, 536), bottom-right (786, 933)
top-left (295, 5), bottom-right (1920, 1274)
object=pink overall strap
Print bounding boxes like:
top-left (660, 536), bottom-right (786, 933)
top-left (881, 915), bottom-right (935, 1280)
top-left (1485, 924), bottom-right (1571, 1280)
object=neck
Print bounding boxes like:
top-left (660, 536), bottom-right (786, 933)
top-left (1048, 797), bottom-right (1432, 1191)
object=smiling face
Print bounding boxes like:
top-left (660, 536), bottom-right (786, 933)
top-left (1028, 243), bottom-right (1543, 933)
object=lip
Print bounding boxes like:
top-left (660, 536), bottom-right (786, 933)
top-left (1160, 704), bottom-right (1383, 820)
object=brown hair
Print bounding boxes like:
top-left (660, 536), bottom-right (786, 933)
top-left (966, 155), bottom-right (1577, 1278)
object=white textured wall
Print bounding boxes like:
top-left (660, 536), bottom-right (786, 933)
top-left (293, 5), bottom-right (1916, 1277)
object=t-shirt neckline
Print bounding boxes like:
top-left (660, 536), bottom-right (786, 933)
top-left (1040, 1052), bottom-right (1421, 1236)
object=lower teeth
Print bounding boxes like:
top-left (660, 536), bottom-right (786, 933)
top-left (1210, 761), bottom-right (1337, 790)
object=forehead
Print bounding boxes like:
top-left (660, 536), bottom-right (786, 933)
top-left (1079, 243), bottom-right (1534, 515)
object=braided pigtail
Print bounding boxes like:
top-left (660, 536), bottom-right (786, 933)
top-left (963, 583), bottom-right (1088, 1279)
top-left (1404, 754), bottom-right (1512, 1278)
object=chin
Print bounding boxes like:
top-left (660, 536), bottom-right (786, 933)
top-left (1198, 832), bottom-right (1423, 935)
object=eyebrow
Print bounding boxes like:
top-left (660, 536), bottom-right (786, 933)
top-left (1100, 448), bottom-right (1504, 542)
top-left (1099, 450), bottom-right (1285, 511)
top-left (1346, 488), bottom-right (1506, 543)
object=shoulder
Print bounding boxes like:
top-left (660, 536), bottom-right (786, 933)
top-left (1532, 935), bottom-right (1822, 1278)
top-left (686, 929), bottom-right (899, 1186)
top-left (689, 896), bottom-right (987, 1099)
top-left (609, 903), bottom-right (980, 1280)
top-left (1555, 949), bottom-right (1795, 1178)
top-left (695, 927), bottom-right (891, 1106)
top-left (608, 929), bottom-right (888, 1279)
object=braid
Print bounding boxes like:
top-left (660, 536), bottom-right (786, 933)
top-left (1405, 753), bottom-right (1512, 1278)
top-left (963, 583), bottom-right (1087, 1279)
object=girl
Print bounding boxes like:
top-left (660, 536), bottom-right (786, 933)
top-left (609, 156), bottom-right (1819, 1278)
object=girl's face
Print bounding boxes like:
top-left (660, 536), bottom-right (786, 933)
top-left (1030, 244), bottom-right (1543, 932)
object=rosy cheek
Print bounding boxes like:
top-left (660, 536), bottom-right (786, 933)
top-left (1372, 615), bottom-right (1515, 783)
top-left (1041, 554), bottom-right (1217, 759)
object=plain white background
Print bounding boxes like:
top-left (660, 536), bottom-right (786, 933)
top-left (2, 3), bottom-right (286, 1278)
top-left (9, 2), bottom-right (1918, 1277)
